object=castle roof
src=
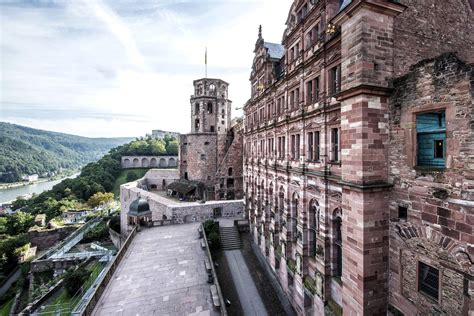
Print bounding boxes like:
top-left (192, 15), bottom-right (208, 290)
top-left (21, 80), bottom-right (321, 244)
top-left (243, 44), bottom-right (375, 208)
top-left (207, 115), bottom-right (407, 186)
top-left (128, 197), bottom-right (151, 217)
top-left (264, 42), bottom-right (285, 60)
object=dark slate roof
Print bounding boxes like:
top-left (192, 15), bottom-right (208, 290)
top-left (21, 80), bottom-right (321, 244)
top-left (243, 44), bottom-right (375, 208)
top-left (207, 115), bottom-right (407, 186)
top-left (339, 0), bottom-right (352, 11)
top-left (128, 197), bottom-right (151, 216)
top-left (264, 42), bottom-right (285, 59)
top-left (167, 180), bottom-right (199, 195)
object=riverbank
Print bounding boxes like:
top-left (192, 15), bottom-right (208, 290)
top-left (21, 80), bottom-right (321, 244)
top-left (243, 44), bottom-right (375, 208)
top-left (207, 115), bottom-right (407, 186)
top-left (0, 173), bottom-right (80, 204)
top-left (0, 170), bottom-right (81, 190)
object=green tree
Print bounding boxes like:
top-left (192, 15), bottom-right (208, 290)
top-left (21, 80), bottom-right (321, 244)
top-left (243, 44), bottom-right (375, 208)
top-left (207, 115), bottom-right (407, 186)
top-left (63, 267), bottom-right (90, 296)
top-left (166, 140), bottom-right (179, 155)
top-left (5, 212), bottom-right (34, 235)
top-left (87, 192), bottom-right (114, 208)
top-left (149, 139), bottom-right (166, 155)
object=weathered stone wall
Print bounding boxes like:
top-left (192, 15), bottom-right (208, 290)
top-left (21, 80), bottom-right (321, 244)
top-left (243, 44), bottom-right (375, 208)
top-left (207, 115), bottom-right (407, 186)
top-left (121, 156), bottom-right (178, 169)
top-left (141, 168), bottom-right (179, 191)
top-left (180, 133), bottom-right (218, 188)
top-left (388, 53), bottom-right (473, 315)
top-left (393, 0), bottom-right (474, 77)
top-left (215, 122), bottom-right (244, 200)
top-left (28, 226), bottom-right (76, 251)
top-left (120, 179), bottom-right (244, 235)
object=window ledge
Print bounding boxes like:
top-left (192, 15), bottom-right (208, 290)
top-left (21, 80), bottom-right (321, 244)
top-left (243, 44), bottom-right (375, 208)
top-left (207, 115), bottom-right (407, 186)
top-left (414, 166), bottom-right (446, 172)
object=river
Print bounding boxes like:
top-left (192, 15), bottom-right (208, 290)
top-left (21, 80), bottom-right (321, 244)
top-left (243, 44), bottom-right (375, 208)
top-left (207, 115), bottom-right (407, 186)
top-left (0, 173), bottom-right (79, 204)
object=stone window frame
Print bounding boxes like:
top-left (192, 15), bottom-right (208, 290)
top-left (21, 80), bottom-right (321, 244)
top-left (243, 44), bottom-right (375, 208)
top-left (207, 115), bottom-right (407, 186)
top-left (402, 104), bottom-right (453, 170)
top-left (416, 259), bottom-right (443, 305)
top-left (290, 133), bottom-right (301, 161)
top-left (306, 129), bottom-right (321, 162)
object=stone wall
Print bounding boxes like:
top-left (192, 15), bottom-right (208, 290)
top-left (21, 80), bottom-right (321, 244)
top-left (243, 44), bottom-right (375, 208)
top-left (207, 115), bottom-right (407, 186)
top-left (120, 179), bottom-right (244, 235)
top-left (388, 53), bottom-right (473, 315)
top-left (180, 133), bottom-right (218, 189)
top-left (121, 156), bottom-right (178, 169)
top-left (139, 168), bottom-right (179, 191)
top-left (393, 0), bottom-right (474, 77)
top-left (28, 226), bottom-right (76, 251)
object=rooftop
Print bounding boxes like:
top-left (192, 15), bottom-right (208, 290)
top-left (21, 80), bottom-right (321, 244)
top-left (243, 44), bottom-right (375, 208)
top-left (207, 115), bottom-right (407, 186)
top-left (92, 223), bottom-right (217, 316)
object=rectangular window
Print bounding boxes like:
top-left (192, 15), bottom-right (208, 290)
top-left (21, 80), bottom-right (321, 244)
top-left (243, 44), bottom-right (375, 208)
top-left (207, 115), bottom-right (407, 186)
top-left (418, 262), bottom-right (439, 301)
top-left (290, 91), bottom-right (295, 108)
top-left (307, 132), bottom-right (313, 161)
top-left (314, 131), bottom-right (320, 161)
top-left (416, 111), bottom-right (446, 167)
top-left (314, 77), bottom-right (320, 100)
top-left (296, 134), bottom-right (300, 159)
top-left (330, 65), bottom-right (341, 95)
top-left (291, 135), bottom-right (296, 159)
top-left (331, 128), bottom-right (339, 162)
top-left (307, 80), bottom-right (313, 103)
top-left (295, 88), bottom-right (299, 107)
top-left (398, 206), bottom-right (407, 221)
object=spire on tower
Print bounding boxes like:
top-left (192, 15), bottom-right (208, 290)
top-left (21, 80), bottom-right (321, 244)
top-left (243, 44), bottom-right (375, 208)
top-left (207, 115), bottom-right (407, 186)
top-left (258, 25), bottom-right (262, 40)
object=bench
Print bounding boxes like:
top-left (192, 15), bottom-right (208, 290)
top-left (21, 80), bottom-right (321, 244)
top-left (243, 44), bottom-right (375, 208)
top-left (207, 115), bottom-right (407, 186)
top-left (200, 239), bottom-right (206, 249)
top-left (210, 285), bottom-right (220, 307)
top-left (198, 226), bottom-right (203, 238)
top-left (204, 257), bottom-right (211, 273)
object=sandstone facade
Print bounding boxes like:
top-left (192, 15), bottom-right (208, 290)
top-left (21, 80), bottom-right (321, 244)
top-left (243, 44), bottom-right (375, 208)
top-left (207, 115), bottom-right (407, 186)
top-left (243, 0), bottom-right (473, 315)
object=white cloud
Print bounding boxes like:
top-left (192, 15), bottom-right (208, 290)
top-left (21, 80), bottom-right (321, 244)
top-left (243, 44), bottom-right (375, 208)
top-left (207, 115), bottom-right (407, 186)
top-left (0, 0), bottom-right (292, 137)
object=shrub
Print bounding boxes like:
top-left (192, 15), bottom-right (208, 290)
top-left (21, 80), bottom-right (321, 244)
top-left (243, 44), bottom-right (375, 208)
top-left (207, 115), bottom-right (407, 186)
top-left (82, 222), bottom-right (109, 243)
top-left (63, 267), bottom-right (90, 297)
top-left (126, 171), bottom-right (140, 182)
top-left (208, 232), bottom-right (221, 250)
top-left (108, 216), bottom-right (120, 234)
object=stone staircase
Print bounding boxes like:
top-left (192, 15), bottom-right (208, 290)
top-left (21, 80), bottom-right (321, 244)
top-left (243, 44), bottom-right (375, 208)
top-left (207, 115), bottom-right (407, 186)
top-left (219, 226), bottom-right (241, 250)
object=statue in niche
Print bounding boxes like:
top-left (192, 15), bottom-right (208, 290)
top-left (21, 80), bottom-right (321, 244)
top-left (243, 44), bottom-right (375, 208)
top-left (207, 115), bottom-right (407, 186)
top-left (315, 272), bottom-right (323, 297)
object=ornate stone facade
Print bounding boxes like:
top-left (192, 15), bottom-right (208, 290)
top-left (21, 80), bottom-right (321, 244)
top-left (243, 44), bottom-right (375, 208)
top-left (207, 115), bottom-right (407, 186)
top-left (243, 0), bottom-right (473, 315)
top-left (180, 78), bottom-right (243, 200)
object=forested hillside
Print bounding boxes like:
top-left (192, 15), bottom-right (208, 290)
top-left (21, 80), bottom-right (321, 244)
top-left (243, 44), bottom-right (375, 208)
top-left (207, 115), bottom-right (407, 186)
top-left (0, 122), bottom-right (133, 183)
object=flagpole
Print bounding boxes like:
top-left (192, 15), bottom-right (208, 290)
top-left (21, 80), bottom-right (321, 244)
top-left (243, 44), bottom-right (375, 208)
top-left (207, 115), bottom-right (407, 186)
top-left (205, 47), bottom-right (208, 78)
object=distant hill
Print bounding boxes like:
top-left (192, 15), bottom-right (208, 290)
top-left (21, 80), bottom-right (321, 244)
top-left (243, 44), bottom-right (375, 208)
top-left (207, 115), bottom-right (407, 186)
top-left (0, 122), bottom-right (134, 183)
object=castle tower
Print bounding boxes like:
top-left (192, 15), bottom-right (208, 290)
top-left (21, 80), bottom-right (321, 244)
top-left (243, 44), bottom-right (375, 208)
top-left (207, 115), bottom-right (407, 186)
top-left (180, 78), bottom-right (235, 200)
top-left (190, 78), bottom-right (232, 134)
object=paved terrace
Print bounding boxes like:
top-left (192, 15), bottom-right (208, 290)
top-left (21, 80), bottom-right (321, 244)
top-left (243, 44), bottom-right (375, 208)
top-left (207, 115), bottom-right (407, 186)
top-left (93, 223), bottom-right (217, 316)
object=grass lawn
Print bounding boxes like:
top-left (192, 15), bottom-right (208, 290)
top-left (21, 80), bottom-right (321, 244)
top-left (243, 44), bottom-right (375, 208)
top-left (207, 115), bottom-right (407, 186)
top-left (0, 299), bottom-right (14, 316)
top-left (112, 168), bottom-right (149, 197)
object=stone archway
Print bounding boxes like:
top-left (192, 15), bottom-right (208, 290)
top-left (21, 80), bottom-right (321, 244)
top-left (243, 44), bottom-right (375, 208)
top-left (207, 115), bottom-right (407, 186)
top-left (133, 158), bottom-right (140, 167)
top-left (168, 157), bottom-right (176, 167)
top-left (159, 158), bottom-right (167, 167)
top-left (142, 158), bottom-right (149, 167)
top-left (124, 158), bottom-right (131, 168)
top-left (150, 158), bottom-right (157, 167)
top-left (184, 215), bottom-right (194, 223)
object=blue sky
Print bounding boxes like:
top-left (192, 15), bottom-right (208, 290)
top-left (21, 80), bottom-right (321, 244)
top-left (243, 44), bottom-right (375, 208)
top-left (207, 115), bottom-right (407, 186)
top-left (0, 0), bottom-right (291, 137)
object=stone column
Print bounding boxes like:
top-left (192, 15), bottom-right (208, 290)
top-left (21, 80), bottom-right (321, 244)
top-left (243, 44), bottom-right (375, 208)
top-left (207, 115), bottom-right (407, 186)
top-left (333, 1), bottom-right (405, 315)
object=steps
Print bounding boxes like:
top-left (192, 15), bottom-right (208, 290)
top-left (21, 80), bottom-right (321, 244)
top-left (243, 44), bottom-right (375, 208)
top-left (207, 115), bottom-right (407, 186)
top-left (219, 226), bottom-right (241, 250)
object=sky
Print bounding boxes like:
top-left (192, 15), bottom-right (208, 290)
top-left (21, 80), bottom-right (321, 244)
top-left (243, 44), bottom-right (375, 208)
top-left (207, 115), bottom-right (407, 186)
top-left (0, 0), bottom-right (292, 138)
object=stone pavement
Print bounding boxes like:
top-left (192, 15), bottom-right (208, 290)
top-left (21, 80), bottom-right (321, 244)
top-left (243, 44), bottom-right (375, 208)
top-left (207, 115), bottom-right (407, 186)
top-left (224, 250), bottom-right (268, 316)
top-left (93, 223), bottom-right (217, 316)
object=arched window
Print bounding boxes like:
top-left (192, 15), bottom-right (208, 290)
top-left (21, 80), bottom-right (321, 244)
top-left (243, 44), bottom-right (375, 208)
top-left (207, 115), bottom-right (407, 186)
top-left (195, 103), bottom-right (200, 114)
top-left (228, 167), bottom-right (233, 176)
top-left (209, 84), bottom-right (215, 92)
top-left (291, 193), bottom-right (299, 238)
top-left (333, 209), bottom-right (342, 278)
top-left (207, 102), bottom-right (213, 114)
top-left (309, 200), bottom-right (320, 256)
top-left (195, 119), bottom-right (200, 131)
